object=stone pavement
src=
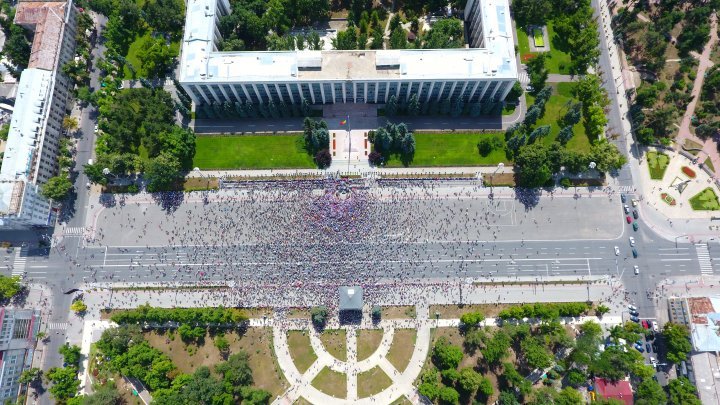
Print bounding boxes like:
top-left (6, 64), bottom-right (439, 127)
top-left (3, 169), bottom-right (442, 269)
top-left (636, 147), bottom-right (720, 220)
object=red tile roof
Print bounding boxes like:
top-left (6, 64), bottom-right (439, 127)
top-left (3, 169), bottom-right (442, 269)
top-left (595, 377), bottom-right (634, 405)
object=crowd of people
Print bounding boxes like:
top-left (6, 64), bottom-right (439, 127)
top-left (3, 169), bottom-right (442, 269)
top-left (44, 178), bottom-right (629, 312)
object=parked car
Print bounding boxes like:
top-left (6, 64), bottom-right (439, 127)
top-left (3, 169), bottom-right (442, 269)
top-left (624, 204), bottom-right (630, 214)
top-left (646, 343), bottom-right (652, 352)
top-left (642, 320), bottom-right (649, 329)
top-left (628, 305), bottom-right (637, 311)
top-left (632, 248), bottom-right (638, 258)
top-left (652, 321), bottom-right (659, 332)
top-left (615, 246), bottom-right (620, 256)
top-left (633, 222), bottom-right (639, 231)
top-left (634, 343), bottom-right (645, 352)
top-left (626, 216), bottom-right (633, 224)
top-left (632, 199), bottom-right (638, 207)
top-left (630, 316), bottom-right (640, 322)
top-left (633, 210), bottom-right (639, 219)
top-left (629, 236), bottom-right (635, 246)
top-left (634, 265), bottom-right (640, 275)
top-left (630, 309), bottom-right (639, 316)
top-left (621, 194), bottom-right (626, 203)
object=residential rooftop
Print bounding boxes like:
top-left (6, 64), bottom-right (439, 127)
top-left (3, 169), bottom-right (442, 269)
top-left (14, 1), bottom-right (68, 72)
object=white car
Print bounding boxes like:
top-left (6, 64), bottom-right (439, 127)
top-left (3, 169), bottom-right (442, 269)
top-left (624, 204), bottom-right (630, 214)
top-left (650, 357), bottom-right (657, 367)
top-left (629, 236), bottom-right (635, 246)
top-left (628, 304), bottom-right (637, 311)
top-left (652, 321), bottom-right (659, 332)
top-left (634, 265), bottom-right (639, 275)
top-left (614, 246), bottom-right (620, 256)
top-left (94, 124), bottom-right (99, 133)
top-left (632, 199), bottom-right (638, 207)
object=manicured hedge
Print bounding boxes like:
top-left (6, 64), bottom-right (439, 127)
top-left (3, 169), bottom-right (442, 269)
top-left (497, 302), bottom-right (591, 320)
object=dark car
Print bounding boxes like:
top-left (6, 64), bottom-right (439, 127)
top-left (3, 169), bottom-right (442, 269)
top-left (630, 316), bottom-right (640, 322)
top-left (633, 222), bottom-right (639, 231)
top-left (621, 194), bottom-right (626, 203)
top-left (633, 210), bottom-right (639, 219)
top-left (646, 343), bottom-right (652, 352)
top-left (632, 248), bottom-right (638, 258)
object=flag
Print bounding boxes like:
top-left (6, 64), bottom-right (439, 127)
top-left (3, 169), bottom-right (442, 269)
top-left (340, 119), bottom-right (347, 125)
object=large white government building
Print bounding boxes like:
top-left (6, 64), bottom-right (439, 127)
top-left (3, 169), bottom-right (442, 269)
top-left (179, 0), bottom-right (517, 107)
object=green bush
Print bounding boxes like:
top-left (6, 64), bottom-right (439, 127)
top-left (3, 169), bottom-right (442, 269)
top-left (110, 304), bottom-right (248, 325)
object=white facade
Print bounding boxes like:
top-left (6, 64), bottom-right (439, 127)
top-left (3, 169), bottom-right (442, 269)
top-left (0, 1), bottom-right (77, 229)
top-left (179, 0), bottom-right (517, 106)
top-left (0, 308), bottom-right (41, 403)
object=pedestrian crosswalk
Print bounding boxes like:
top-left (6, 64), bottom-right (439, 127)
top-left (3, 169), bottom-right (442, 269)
top-left (64, 227), bottom-right (85, 236)
top-left (518, 71), bottom-right (530, 85)
top-left (47, 322), bottom-right (69, 330)
top-left (11, 247), bottom-right (27, 278)
top-left (695, 243), bottom-right (713, 275)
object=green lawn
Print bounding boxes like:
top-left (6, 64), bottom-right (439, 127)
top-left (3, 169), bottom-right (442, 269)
top-left (193, 135), bottom-right (316, 169)
top-left (689, 187), bottom-right (720, 211)
top-left (525, 82), bottom-right (591, 153)
top-left (311, 367), bottom-right (346, 399)
top-left (287, 331), bottom-right (317, 373)
top-left (646, 151), bottom-right (670, 180)
top-left (357, 366), bottom-right (393, 398)
top-left (516, 22), bottom-right (572, 74)
top-left (383, 132), bottom-right (509, 167)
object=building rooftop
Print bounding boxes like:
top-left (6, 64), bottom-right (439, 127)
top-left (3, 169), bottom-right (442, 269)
top-left (594, 378), bottom-right (633, 405)
top-left (691, 352), bottom-right (720, 405)
top-left (687, 296), bottom-right (720, 352)
top-left (180, 0), bottom-right (517, 83)
top-left (339, 286), bottom-right (363, 311)
top-left (14, 1), bottom-right (68, 72)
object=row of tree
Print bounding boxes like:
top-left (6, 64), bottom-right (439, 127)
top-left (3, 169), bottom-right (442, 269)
top-left (496, 302), bottom-right (592, 321)
top-left (110, 304), bottom-right (248, 325)
top-left (302, 118), bottom-right (332, 168)
top-left (385, 93), bottom-right (510, 118)
top-left (198, 99), bottom-right (312, 120)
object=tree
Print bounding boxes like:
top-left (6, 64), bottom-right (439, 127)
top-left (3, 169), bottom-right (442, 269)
top-left (18, 368), bottom-right (42, 385)
top-left (145, 152), bottom-right (183, 192)
top-left (510, 0), bottom-right (551, 27)
top-left (498, 391), bottom-right (521, 405)
top-left (368, 150), bottom-right (383, 166)
top-left (62, 116), bottom-right (79, 131)
top-left (482, 330), bottom-right (511, 365)
top-left (59, 343), bottom-right (82, 367)
top-left (460, 311), bottom-right (484, 328)
top-left (438, 386), bottom-right (460, 404)
top-left (663, 322), bottom-right (692, 364)
top-left (333, 27), bottom-right (358, 50)
top-left (528, 125), bottom-right (551, 143)
top-left (311, 306), bottom-right (328, 328)
top-left (667, 377), bottom-right (701, 405)
top-left (143, 0), bottom-right (185, 34)
top-left (407, 93), bottom-right (420, 116)
top-left (636, 379), bottom-right (667, 405)
top-left (0, 275), bottom-right (21, 300)
top-left (71, 300), bottom-right (88, 314)
top-left (315, 149), bottom-right (332, 169)
top-left (215, 351), bottom-right (253, 389)
top-left (520, 337), bottom-right (552, 369)
top-left (432, 337), bottom-right (463, 370)
top-left (590, 141), bottom-right (626, 173)
top-left (423, 18), bottom-right (463, 49)
top-left (596, 304), bottom-right (610, 316)
top-left (214, 335), bottom-right (230, 357)
top-left (524, 105), bottom-right (542, 127)
top-left (82, 382), bottom-right (123, 405)
top-left (458, 368), bottom-right (483, 394)
top-left (515, 143), bottom-right (552, 187)
top-left (477, 136), bottom-right (502, 156)
top-left (400, 133), bottom-right (416, 156)
top-left (389, 27), bottom-right (408, 49)
top-left (3, 25), bottom-right (31, 75)
top-left (385, 94), bottom-right (398, 117)
top-left (506, 81), bottom-right (523, 104)
top-left (526, 54), bottom-right (548, 93)
top-left (562, 102), bottom-right (582, 127)
top-left (47, 366), bottom-right (80, 402)
top-left (97, 325), bottom-right (144, 358)
top-left (418, 382), bottom-right (440, 400)
top-left (41, 174), bottom-right (73, 201)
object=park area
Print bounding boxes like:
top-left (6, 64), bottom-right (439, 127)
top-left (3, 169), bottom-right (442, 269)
top-left (525, 82), bottom-right (592, 153)
top-left (193, 134), bottom-right (316, 169)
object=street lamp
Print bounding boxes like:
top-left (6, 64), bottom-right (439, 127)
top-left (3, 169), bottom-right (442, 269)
top-left (489, 163), bottom-right (504, 199)
top-left (194, 167), bottom-right (209, 192)
top-left (589, 161), bottom-right (596, 170)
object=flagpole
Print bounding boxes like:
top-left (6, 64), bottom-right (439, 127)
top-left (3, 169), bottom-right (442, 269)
top-left (346, 114), bottom-right (350, 173)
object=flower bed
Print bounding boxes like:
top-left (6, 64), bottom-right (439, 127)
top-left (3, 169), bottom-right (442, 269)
top-left (681, 166), bottom-right (697, 178)
top-left (661, 193), bottom-right (677, 206)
